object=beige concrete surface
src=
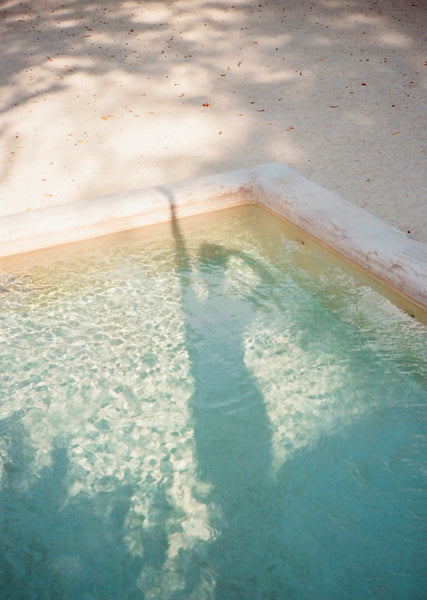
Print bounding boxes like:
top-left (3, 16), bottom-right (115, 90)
top-left (1, 0), bottom-right (426, 239)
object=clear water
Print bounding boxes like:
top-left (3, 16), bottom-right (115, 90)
top-left (0, 206), bottom-right (426, 600)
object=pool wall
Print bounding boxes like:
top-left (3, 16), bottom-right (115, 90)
top-left (0, 163), bottom-right (426, 308)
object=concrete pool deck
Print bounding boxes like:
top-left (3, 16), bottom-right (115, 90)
top-left (1, 0), bottom-right (426, 239)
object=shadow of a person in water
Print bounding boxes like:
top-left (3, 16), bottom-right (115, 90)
top-left (167, 194), bottom-right (286, 598)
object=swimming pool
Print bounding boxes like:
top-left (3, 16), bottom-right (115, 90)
top-left (1, 204), bottom-right (426, 599)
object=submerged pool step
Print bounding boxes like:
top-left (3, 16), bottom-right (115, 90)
top-left (0, 163), bottom-right (426, 308)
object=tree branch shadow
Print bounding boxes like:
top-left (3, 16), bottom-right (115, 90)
top-left (0, 413), bottom-right (147, 599)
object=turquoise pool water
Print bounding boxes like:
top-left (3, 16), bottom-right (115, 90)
top-left (0, 205), bottom-right (426, 599)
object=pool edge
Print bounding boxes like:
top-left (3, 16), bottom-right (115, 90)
top-left (0, 162), bottom-right (426, 308)
top-left (252, 163), bottom-right (427, 310)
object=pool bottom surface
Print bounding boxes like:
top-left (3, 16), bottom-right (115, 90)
top-left (0, 206), bottom-right (426, 599)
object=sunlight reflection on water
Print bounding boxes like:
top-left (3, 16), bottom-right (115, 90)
top-left (0, 206), bottom-right (426, 599)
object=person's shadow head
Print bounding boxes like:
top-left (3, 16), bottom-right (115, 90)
top-left (198, 242), bottom-right (229, 268)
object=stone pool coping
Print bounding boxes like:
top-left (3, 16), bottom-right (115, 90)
top-left (1, 162), bottom-right (426, 308)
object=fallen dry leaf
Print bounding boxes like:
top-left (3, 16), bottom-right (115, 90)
top-left (285, 126), bottom-right (294, 131)
top-left (330, 105), bottom-right (339, 108)
top-left (392, 131), bottom-right (401, 135)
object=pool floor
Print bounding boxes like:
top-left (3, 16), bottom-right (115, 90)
top-left (0, 205), bottom-right (426, 599)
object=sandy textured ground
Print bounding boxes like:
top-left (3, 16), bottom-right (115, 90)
top-left (1, 0), bottom-right (426, 240)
